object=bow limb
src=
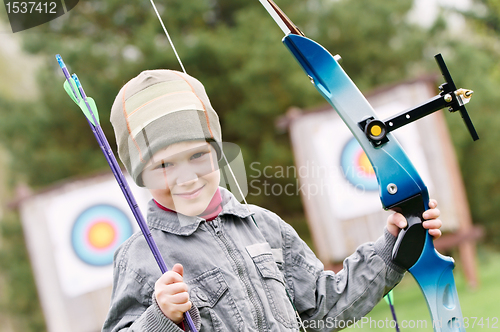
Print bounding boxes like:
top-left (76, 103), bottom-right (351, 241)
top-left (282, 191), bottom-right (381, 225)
top-left (258, 0), bottom-right (304, 36)
top-left (410, 233), bottom-right (464, 331)
top-left (259, 1), bottom-right (473, 331)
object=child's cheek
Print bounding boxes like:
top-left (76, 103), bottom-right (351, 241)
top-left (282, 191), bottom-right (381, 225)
top-left (142, 169), bottom-right (171, 190)
top-left (205, 169), bottom-right (220, 187)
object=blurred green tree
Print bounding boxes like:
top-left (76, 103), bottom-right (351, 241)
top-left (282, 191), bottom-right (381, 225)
top-left (439, 0), bottom-right (500, 247)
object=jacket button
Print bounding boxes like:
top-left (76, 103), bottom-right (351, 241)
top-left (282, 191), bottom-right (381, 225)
top-left (196, 290), bottom-right (208, 302)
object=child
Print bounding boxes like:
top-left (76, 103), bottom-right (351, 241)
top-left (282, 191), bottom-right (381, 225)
top-left (102, 70), bottom-right (442, 331)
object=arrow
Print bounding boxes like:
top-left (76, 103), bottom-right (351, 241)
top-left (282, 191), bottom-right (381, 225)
top-left (56, 54), bottom-right (199, 332)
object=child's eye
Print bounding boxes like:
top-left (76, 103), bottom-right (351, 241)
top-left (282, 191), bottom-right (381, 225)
top-left (191, 152), bottom-right (206, 160)
top-left (154, 160), bottom-right (173, 169)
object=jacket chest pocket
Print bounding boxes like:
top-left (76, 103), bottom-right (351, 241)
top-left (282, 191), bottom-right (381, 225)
top-left (247, 243), bottom-right (298, 329)
top-left (187, 268), bottom-right (243, 332)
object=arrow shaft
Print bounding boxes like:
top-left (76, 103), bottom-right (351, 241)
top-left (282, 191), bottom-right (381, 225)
top-left (56, 55), bottom-right (80, 102)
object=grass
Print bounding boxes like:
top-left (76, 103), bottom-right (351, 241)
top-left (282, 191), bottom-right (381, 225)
top-left (346, 248), bottom-right (500, 331)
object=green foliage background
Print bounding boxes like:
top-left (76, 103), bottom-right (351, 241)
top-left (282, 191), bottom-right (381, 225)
top-left (0, 0), bottom-right (500, 330)
top-left (0, 0), bottom-right (432, 211)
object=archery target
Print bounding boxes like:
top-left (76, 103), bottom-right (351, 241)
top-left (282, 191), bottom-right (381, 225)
top-left (340, 137), bottom-right (378, 191)
top-left (71, 204), bottom-right (133, 266)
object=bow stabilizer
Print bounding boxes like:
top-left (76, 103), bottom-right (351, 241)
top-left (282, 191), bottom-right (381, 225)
top-left (259, 1), bottom-right (478, 331)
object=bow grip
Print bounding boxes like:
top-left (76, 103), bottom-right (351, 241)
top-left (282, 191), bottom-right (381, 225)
top-left (391, 194), bottom-right (428, 269)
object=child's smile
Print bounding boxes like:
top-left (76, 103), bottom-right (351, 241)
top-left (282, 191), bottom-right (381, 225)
top-left (174, 184), bottom-right (206, 199)
top-left (142, 140), bottom-right (220, 216)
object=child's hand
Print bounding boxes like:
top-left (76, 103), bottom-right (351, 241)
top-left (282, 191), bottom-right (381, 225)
top-left (387, 199), bottom-right (442, 239)
top-left (155, 263), bottom-right (192, 324)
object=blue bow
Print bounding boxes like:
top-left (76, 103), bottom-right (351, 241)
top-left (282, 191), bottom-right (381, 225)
top-left (259, 1), bottom-right (479, 331)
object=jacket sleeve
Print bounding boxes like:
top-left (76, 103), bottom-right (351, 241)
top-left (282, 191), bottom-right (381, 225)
top-left (278, 216), bottom-right (405, 331)
top-left (101, 249), bottom-right (201, 332)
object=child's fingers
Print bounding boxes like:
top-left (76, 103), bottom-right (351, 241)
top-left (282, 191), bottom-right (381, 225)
top-left (156, 269), bottom-right (184, 287)
top-left (164, 282), bottom-right (189, 296)
top-left (178, 300), bottom-right (192, 312)
top-left (428, 199), bottom-right (438, 209)
top-left (427, 228), bottom-right (442, 240)
top-left (389, 213), bottom-right (407, 228)
top-left (423, 218), bottom-right (442, 239)
top-left (387, 199), bottom-right (442, 241)
top-left (422, 218), bottom-right (442, 230)
top-left (156, 272), bottom-right (182, 286)
top-left (156, 288), bottom-right (190, 306)
top-left (171, 263), bottom-right (184, 277)
top-left (168, 301), bottom-right (192, 322)
top-left (387, 212), bottom-right (407, 237)
top-left (157, 298), bottom-right (192, 323)
top-left (423, 207), bottom-right (440, 220)
top-left (169, 291), bottom-right (191, 305)
top-left (155, 279), bottom-right (191, 323)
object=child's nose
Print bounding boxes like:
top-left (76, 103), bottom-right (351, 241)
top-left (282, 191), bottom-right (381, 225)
top-left (175, 169), bottom-right (199, 186)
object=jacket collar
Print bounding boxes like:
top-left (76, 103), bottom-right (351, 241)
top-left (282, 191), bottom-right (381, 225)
top-left (146, 187), bottom-right (254, 236)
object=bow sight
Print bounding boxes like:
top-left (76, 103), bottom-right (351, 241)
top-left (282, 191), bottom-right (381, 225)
top-left (359, 53), bottom-right (478, 147)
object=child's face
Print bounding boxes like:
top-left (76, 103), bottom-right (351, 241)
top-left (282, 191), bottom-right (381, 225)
top-left (142, 140), bottom-right (220, 217)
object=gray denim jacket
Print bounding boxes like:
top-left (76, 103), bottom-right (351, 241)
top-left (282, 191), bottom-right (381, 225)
top-left (102, 188), bottom-right (405, 332)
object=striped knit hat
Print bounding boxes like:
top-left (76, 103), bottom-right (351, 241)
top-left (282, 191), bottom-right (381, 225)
top-left (110, 70), bottom-right (222, 187)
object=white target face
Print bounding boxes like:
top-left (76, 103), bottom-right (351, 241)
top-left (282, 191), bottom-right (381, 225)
top-left (44, 175), bottom-right (151, 298)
